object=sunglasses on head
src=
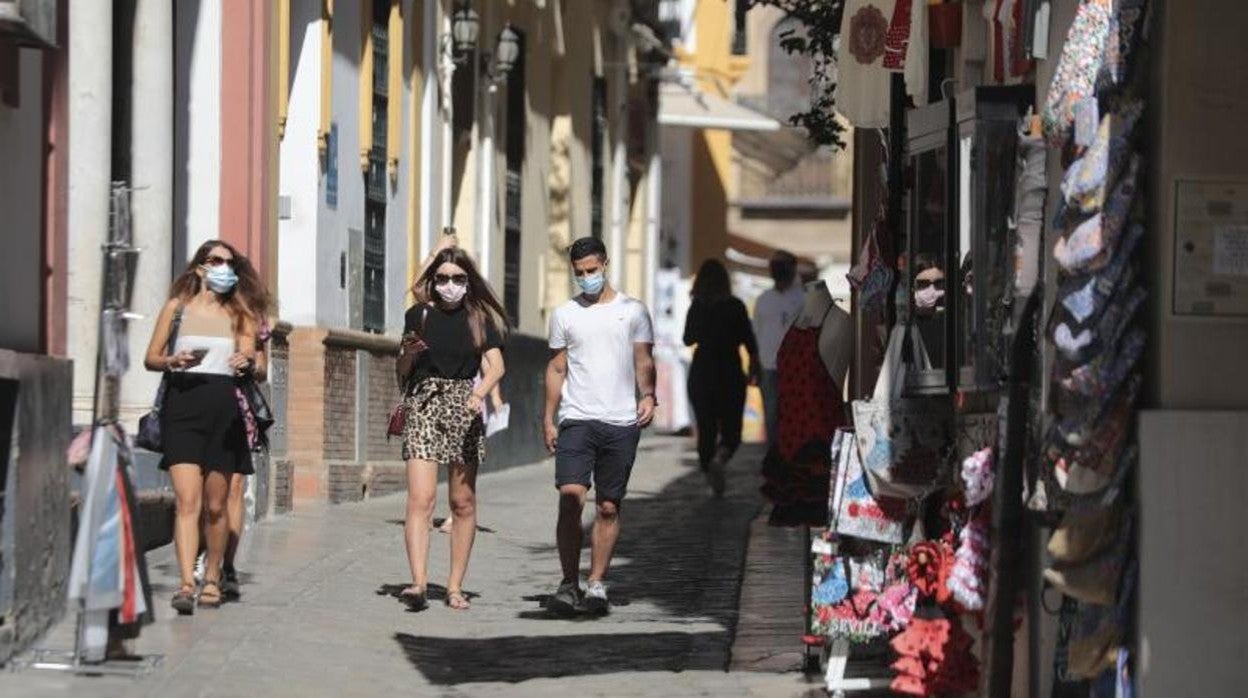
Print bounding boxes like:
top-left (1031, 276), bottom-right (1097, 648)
top-left (435, 273), bottom-right (469, 286)
top-left (203, 255), bottom-right (235, 268)
top-left (915, 278), bottom-right (945, 290)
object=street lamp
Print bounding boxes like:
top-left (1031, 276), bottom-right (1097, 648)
top-left (450, 2), bottom-right (479, 59)
top-left (481, 24), bottom-right (520, 87)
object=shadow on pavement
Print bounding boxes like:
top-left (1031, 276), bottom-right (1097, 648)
top-left (393, 442), bottom-right (766, 684)
top-left (393, 630), bottom-right (729, 685)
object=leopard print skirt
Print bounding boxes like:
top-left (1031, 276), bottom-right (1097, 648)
top-left (401, 376), bottom-right (485, 466)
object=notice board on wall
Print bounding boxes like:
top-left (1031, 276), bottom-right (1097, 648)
top-left (1173, 179), bottom-right (1248, 317)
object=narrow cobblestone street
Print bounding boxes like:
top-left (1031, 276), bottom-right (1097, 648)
top-left (2, 438), bottom-right (819, 697)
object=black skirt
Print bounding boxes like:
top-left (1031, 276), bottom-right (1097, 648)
top-left (159, 373), bottom-right (254, 475)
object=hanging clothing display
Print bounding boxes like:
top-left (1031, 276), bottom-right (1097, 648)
top-left (836, 0), bottom-right (928, 128)
top-left (66, 425), bottom-right (154, 662)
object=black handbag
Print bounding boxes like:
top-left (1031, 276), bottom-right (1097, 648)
top-left (239, 379), bottom-right (275, 451)
top-left (135, 306), bottom-right (182, 452)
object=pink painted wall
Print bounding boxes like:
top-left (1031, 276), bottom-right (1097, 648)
top-left (219, 0), bottom-right (274, 280)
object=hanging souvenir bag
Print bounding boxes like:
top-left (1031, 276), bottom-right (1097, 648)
top-left (135, 305), bottom-right (183, 452)
top-left (831, 426), bottom-right (908, 544)
top-left (1041, 0), bottom-right (1113, 145)
top-left (852, 324), bottom-right (953, 499)
top-left (847, 218), bottom-right (896, 312)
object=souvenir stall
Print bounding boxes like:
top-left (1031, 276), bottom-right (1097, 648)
top-left (805, 0), bottom-right (1151, 695)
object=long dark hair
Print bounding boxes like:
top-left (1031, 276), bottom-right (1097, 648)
top-left (691, 258), bottom-right (732, 301)
top-left (412, 248), bottom-right (509, 349)
top-left (170, 239), bottom-right (272, 334)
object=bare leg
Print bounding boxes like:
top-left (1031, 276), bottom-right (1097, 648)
top-left (446, 461), bottom-right (479, 608)
top-left (224, 473), bottom-right (246, 570)
top-left (201, 470), bottom-right (231, 602)
top-left (557, 485), bottom-right (588, 584)
top-left (588, 498), bottom-right (621, 582)
top-left (169, 465), bottom-right (204, 590)
top-left (404, 458), bottom-right (438, 593)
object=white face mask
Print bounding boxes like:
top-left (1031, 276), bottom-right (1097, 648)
top-left (915, 286), bottom-right (945, 310)
top-left (436, 281), bottom-right (467, 305)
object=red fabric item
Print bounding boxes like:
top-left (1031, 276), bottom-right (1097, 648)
top-left (907, 540), bottom-right (954, 604)
top-left (775, 325), bottom-right (847, 463)
top-left (883, 0), bottom-right (914, 70)
top-left (890, 617), bottom-right (981, 696)
top-left (117, 469), bottom-right (139, 624)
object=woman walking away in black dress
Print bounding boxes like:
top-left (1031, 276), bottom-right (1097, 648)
top-left (396, 233), bottom-right (508, 611)
top-left (683, 259), bottom-right (760, 496)
top-left (144, 239), bottom-right (270, 614)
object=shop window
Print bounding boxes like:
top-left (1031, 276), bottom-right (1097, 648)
top-left (903, 86), bottom-right (1032, 393)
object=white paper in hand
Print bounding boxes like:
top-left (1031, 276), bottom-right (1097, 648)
top-left (485, 403), bottom-right (511, 437)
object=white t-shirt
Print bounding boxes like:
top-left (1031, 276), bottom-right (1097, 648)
top-left (549, 293), bottom-right (655, 426)
top-left (753, 285), bottom-right (806, 370)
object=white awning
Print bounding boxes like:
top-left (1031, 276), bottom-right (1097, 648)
top-left (657, 83), bottom-right (781, 132)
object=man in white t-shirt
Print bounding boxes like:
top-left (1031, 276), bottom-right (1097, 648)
top-left (543, 237), bottom-right (656, 615)
top-left (752, 251), bottom-right (804, 446)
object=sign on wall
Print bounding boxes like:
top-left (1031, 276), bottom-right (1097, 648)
top-left (1173, 180), bottom-right (1248, 317)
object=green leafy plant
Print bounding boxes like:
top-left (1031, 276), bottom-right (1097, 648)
top-left (749, 0), bottom-right (847, 149)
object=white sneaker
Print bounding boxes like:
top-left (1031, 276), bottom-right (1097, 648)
top-left (193, 551), bottom-right (206, 585)
top-left (584, 580), bottom-right (609, 615)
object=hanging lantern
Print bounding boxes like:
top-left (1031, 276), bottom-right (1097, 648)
top-left (494, 24), bottom-right (521, 77)
top-left (450, 2), bottom-right (479, 56)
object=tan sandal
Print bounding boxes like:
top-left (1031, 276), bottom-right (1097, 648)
top-left (445, 589), bottom-right (470, 611)
top-left (198, 580), bottom-right (223, 609)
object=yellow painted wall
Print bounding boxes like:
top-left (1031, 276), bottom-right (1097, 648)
top-left (682, 0), bottom-right (751, 269)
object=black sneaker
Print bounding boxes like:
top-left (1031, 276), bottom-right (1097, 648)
top-left (222, 567), bottom-right (241, 600)
top-left (547, 580), bottom-right (582, 615)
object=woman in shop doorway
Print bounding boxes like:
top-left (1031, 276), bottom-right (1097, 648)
top-left (144, 240), bottom-right (270, 614)
top-left (911, 253), bottom-right (947, 368)
top-left (396, 233), bottom-right (507, 611)
top-left (683, 259), bottom-right (760, 496)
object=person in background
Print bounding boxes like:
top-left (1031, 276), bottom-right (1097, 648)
top-left (683, 259), bottom-right (760, 496)
top-left (144, 240), bottom-right (268, 614)
top-left (752, 250), bottom-right (804, 448)
top-left (912, 253), bottom-right (947, 367)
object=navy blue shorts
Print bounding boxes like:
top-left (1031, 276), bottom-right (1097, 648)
top-left (555, 420), bottom-right (641, 502)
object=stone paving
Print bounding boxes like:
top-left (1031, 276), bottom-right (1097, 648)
top-left (1, 437), bottom-right (823, 697)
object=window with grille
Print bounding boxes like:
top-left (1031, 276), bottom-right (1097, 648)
top-left (503, 32), bottom-right (527, 326)
top-left (731, 0), bottom-right (748, 56)
top-left (363, 2), bottom-right (389, 333)
top-left (590, 76), bottom-right (607, 239)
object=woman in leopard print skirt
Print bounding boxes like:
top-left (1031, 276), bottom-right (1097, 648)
top-left (396, 233), bottom-right (507, 611)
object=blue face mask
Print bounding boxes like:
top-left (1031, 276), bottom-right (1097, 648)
top-left (203, 265), bottom-right (239, 294)
top-left (575, 272), bottom-right (605, 296)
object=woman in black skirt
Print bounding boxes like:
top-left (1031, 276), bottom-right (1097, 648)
top-left (683, 259), bottom-right (760, 496)
top-left (144, 239), bottom-right (269, 613)
top-left (396, 233), bottom-right (507, 611)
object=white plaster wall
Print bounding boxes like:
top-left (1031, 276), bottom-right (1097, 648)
top-left (67, 1), bottom-right (114, 423)
top-left (175, 0), bottom-right (222, 259)
top-left (120, 0), bottom-right (176, 430)
top-left (278, 6), bottom-right (324, 326)
top-left (0, 48), bottom-right (45, 355)
top-left (316, 3), bottom-right (365, 330)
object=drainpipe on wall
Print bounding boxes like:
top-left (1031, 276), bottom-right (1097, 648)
top-left (474, 0), bottom-right (496, 281)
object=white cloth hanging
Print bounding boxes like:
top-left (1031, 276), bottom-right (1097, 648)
top-left (835, 0), bottom-right (929, 128)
